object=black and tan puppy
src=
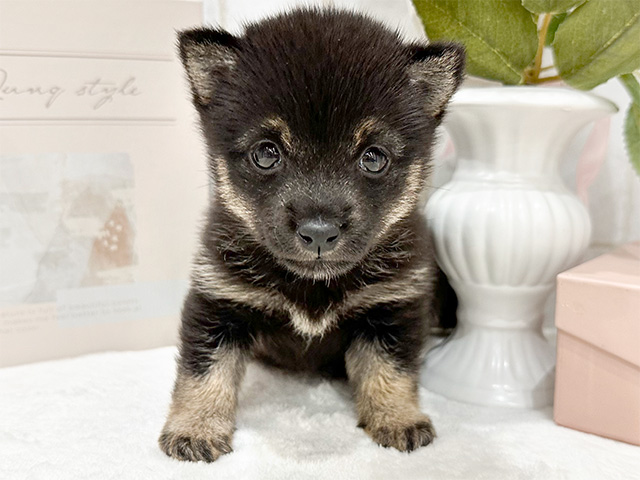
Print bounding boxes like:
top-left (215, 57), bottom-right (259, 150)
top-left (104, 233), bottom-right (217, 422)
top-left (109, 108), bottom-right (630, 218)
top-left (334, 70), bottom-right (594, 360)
top-left (159, 8), bottom-right (464, 462)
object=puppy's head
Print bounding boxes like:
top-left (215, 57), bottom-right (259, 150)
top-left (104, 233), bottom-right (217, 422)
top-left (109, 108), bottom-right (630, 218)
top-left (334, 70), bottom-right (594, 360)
top-left (179, 9), bottom-right (464, 280)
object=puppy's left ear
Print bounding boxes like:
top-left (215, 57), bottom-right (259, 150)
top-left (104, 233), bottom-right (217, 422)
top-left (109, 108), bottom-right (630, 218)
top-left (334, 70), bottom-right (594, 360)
top-left (178, 27), bottom-right (240, 106)
top-left (408, 42), bottom-right (466, 119)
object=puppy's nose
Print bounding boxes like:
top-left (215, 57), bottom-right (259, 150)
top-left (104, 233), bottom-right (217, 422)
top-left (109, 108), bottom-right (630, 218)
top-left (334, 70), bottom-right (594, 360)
top-left (297, 219), bottom-right (341, 255)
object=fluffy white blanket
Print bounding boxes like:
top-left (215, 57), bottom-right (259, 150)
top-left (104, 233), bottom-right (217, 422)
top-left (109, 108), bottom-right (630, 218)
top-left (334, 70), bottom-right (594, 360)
top-left (1, 347), bottom-right (638, 480)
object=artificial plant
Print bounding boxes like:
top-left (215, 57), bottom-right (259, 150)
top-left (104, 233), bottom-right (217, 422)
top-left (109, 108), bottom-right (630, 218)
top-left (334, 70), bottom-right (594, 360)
top-left (412, 0), bottom-right (640, 175)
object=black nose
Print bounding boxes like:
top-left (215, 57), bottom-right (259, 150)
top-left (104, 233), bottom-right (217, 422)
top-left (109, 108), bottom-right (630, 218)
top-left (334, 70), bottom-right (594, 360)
top-left (296, 219), bottom-right (341, 255)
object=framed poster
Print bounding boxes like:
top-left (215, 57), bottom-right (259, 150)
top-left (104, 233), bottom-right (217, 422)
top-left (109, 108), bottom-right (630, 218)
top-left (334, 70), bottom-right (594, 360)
top-left (0, 1), bottom-right (206, 366)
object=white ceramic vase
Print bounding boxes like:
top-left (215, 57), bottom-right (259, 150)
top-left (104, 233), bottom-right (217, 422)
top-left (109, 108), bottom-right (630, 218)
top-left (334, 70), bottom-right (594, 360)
top-left (423, 87), bottom-right (616, 408)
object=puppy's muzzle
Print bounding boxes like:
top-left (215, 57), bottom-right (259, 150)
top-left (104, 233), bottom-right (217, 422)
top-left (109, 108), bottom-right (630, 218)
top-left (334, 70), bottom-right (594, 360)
top-left (296, 218), bottom-right (341, 256)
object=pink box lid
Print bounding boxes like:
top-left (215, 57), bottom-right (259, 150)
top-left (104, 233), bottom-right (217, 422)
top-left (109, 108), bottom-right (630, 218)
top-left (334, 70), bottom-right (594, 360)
top-left (556, 242), bottom-right (640, 367)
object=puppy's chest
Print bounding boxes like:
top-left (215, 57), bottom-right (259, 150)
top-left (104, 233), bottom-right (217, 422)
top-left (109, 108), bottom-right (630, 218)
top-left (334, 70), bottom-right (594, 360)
top-left (261, 283), bottom-right (347, 338)
top-left (193, 249), bottom-right (431, 337)
top-left (252, 326), bottom-right (350, 378)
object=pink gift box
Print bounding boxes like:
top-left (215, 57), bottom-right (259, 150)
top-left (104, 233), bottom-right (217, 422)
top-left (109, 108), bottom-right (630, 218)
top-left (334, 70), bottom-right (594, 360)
top-left (554, 242), bottom-right (640, 446)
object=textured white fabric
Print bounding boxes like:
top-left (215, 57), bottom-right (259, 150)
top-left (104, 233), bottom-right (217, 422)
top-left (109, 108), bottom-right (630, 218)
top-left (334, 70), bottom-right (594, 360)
top-left (1, 347), bottom-right (639, 480)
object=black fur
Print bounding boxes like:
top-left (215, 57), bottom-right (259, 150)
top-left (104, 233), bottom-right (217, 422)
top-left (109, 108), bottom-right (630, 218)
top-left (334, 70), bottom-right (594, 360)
top-left (178, 290), bottom-right (257, 377)
top-left (163, 7), bottom-right (464, 460)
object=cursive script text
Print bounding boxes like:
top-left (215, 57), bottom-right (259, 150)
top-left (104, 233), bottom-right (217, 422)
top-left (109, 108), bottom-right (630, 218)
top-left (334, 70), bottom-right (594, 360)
top-left (0, 68), bottom-right (64, 108)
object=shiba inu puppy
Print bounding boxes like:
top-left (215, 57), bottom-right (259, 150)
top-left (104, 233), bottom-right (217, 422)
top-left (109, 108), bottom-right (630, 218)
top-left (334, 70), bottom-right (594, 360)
top-left (159, 8), bottom-right (464, 462)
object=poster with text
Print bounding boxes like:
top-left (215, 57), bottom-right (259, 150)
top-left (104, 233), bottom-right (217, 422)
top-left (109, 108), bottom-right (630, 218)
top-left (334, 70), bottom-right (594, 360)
top-left (0, 1), bottom-right (206, 366)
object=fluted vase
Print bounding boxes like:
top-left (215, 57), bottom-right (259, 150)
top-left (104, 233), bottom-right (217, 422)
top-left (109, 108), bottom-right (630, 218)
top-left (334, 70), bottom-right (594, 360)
top-left (423, 87), bottom-right (616, 408)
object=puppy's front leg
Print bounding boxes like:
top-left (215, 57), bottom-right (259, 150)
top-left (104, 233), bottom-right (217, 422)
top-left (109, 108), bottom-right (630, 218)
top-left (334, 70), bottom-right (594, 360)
top-left (159, 290), bottom-right (252, 462)
top-left (346, 330), bottom-right (435, 452)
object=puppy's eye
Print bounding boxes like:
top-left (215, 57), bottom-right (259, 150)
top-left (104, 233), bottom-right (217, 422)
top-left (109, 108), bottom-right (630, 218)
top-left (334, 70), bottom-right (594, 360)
top-left (359, 146), bottom-right (389, 174)
top-left (251, 141), bottom-right (282, 170)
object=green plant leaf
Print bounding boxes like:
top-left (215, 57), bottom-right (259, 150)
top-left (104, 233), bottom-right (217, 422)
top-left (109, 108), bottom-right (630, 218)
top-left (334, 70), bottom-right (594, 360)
top-left (545, 13), bottom-right (567, 46)
top-left (620, 73), bottom-right (640, 104)
top-left (625, 102), bottom-right (640, 178)
top-left (553, 0), bottom-right (640, 90)
top-left (521, 0), bottom-right (585, 14)
top-left (620, 74), bottom-right (640, 177)
top-left (412, 0), bottom-right (538, 85)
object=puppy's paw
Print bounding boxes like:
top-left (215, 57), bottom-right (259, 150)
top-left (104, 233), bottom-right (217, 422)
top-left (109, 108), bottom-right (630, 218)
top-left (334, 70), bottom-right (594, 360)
top-left (361, 416), bottom-right (436, 452)
top-left (158, 430), bottom-right (232, 463)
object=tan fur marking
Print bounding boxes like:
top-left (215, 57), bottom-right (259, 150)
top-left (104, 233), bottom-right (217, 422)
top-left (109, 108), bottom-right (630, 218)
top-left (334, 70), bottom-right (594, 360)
top-left (263, 117), bottom-right (294, 151)
top-left (288, 309), bottom-right (338, 338)
top-left (353, 117), bottom-right (381, 148)
top-left (159, 347), bottom-right (247, 461)
top-left (342, 266), bottom-right (431, 314)
top-left (214, 157), bottom-right (257, 230)
top-left (236, 116), bottom-right (295, 152)
top-left (346, 340), bottom-right (435, 450)
top-left (346, 340), bottom-right (420, 424)
top-left (377, 161), bottom-right (426, 238)
top-left (408, 49), bottom-right (462, 116)
top-left (352, 117), bottom-right (405, 155)
top-left (192, 249), bottom-right (339, 338)
top-left (183, 45), bottom-right (236, 103)
top-left (192, 246), bottom-right (429, 339)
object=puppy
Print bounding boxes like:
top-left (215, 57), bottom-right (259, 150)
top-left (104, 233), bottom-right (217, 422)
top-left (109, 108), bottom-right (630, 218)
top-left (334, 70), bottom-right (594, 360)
top-left (159, 8), bottom-right (464, 462)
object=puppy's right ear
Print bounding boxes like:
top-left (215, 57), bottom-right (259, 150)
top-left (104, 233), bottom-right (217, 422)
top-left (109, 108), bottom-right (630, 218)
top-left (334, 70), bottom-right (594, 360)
top-left (178, 28), bottom-right (239, 105)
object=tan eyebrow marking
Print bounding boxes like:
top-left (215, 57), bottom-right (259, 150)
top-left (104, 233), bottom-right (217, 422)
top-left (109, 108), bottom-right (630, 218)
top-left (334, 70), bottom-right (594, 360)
top-left (262, 117), bottom-right (293, 150)
top-left (352, 117), bottom-right (405, 155)
top-left (354, 118), bottom-right (381, 146)
top-left (236, 116), bottom-right (294, 151)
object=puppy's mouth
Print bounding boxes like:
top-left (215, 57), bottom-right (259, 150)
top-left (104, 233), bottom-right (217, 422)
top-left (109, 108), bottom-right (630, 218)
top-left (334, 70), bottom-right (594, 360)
top-left (276, 256), bottom-right (358, 280)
